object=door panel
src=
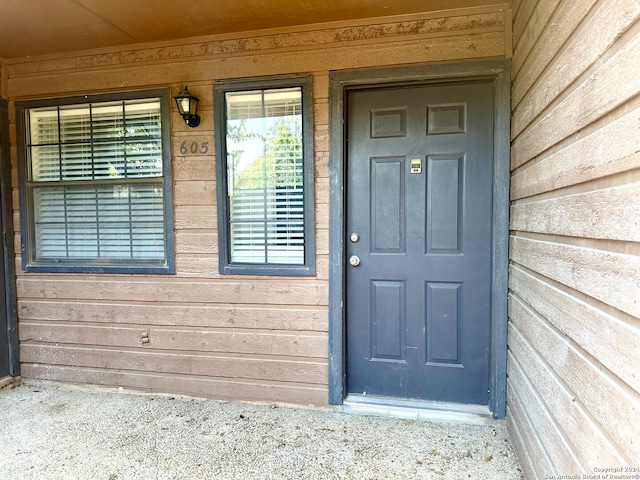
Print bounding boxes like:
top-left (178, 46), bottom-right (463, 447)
top-left (346, 81), bottom-right (493, 405)
top-left (426, 282), bottom-right (461, 364)
top-left (427, 155), bottom-right (463, 253)
top-left (371, 157), bottom-right (405, 253)
top-left (371, 280), bottom-right (406, 361)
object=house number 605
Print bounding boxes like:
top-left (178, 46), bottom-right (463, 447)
top-left (179, 140), bottom-right (209, 155)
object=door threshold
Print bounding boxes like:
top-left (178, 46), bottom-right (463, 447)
top-left (342, 394), bottom-right (499, 426)
top-left (0, 376), bottom-right (20, 390)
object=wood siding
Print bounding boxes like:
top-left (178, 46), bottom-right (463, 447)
top-left (1, 60), bottom-right (7, 99)
top-left (7, 5), bottom-right (509, 405)
top-left (508, 0), bottom-right (640, 476)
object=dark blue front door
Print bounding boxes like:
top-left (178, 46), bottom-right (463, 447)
top-left (346, 81), bottom-right (494, 405)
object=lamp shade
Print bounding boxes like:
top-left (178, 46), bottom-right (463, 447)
top-left (174, 86), bottom-right (198, 116)
top-left (174, 86), bottom-right (201, 127)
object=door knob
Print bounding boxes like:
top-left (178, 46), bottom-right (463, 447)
top-left (349, 255), bottom-right (361, 267)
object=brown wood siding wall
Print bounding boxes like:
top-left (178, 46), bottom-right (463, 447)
top-left (6, 6), bottom-right (509, 405)
top-left (1, 60), bottom-right (6, 98)
top-left (508, 0), bottom-right (640, 476)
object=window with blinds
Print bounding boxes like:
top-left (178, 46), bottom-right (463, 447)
top-left (18, 91), bottom-right (174, 273)
top-left (215, 78), bottom-right (314, 275)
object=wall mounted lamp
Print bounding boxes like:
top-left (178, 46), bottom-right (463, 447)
top-left (174, 86), bottom-right (201, 127)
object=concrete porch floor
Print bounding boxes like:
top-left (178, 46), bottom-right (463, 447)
top-left (0, 382), bottom-right (523, 479)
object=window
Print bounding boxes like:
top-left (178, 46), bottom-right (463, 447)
top-left (17, 89), bottom-right (174, 273)
top-left (214, 76), bottom-right (315, 275)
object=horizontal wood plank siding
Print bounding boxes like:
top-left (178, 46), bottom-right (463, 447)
top-left (1, 60), bottom-right (6, 98)
top-left (508, 0), bottom-right (640, 473)
top-left (18, 301), bottom-right (328, 331)
top-left (19, 323), bottom-right (328, 358)
top-left (21, 344), bottom-right (328, 385)
top-left (8, 6), bottom-right (509, 404)
top-left (21, 364), bottom-right (328, 405)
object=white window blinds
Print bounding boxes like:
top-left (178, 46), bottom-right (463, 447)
top-left (225, 88), bottom-right (305, 265)
top-left (26, 99), bottom-right (167, 263)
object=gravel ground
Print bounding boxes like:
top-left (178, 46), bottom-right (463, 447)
top-left (0, 383), bottom-right (523, 480)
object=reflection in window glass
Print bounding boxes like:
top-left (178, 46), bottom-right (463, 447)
top-left (225, 87), bottom-right (304, 265)
top-left (23, 96), bottom-right (169, 268)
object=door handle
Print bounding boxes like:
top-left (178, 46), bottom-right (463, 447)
top-left (349, 255), bottom-right (361, 267)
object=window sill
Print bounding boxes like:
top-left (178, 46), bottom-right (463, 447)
top-left (220, 263), bottom-right (315, 277)
top-left (22, 262), bottom-right (175, 275)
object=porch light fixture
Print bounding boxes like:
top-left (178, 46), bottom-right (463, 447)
top-left (174, 86), bottom-right (201, 127)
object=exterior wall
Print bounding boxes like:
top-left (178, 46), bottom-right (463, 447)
top-left (6, 5), bottom-right (510, 405)
top-left (1, 60), bottom-right (6, 98)
top-left (508, 0), bottom-right (640, 476)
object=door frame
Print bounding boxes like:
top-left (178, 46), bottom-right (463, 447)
top-left (327, 59), bottom-right (511, 418)
top-left (0, 97), bottom-right (19, 379)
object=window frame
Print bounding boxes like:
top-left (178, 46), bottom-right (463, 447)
top-left (214, 75), bottom-right (315, 276)
top-left (16, 88), bottom-right (175, 274)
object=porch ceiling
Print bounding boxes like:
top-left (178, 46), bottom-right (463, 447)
top-left (0, 0), bottom-right (503, 59)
